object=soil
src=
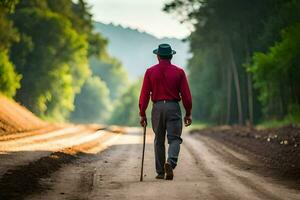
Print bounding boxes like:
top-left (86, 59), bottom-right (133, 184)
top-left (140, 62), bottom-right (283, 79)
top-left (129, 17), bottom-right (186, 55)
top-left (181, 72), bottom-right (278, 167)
top-left (0, 95), bottom-right (47, 134)
top-left (0, 126), bottom-right (299, 200)
top-left (190, 125), bottom-right (300, 180)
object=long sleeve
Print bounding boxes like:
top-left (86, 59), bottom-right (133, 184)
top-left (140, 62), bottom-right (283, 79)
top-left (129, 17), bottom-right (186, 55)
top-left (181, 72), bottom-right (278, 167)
top-left (180, 70), bottom-right (192, 116)
top-left (139, 70), bottom-right (151, 117)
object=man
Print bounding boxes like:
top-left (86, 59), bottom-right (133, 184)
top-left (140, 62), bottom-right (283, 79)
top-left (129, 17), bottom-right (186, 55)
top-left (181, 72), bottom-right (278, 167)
top-left (139, 43), bottom-right (192, 180)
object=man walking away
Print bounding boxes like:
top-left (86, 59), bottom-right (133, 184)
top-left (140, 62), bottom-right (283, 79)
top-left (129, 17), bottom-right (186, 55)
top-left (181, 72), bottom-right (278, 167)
top-left (139, 43), bottom-right (192, 180)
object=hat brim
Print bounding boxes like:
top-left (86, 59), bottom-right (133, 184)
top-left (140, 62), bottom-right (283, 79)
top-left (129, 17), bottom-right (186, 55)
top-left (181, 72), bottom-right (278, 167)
top-left (153, 49), bottom-right (176, 55)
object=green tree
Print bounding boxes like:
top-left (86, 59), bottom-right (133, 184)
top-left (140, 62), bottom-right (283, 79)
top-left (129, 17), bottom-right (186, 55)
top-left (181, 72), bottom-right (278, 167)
top-left (46, 0), bottom-right (107, 58)
top-left (0, 0), bottom-right (21, 98)
top-left (164, 0), bottom-right (300, 125)
top-left (109, 81), bottom-right (140, 126)
top-left (0, 51), bottom-right (21, 97)
top-left (0, 0), bottom-right (19, 12)
top-left (43, 0), bottom-right (126, 122)
top-left (249, 23), bottom-right (300, 120)
top-left (1, 0), bottom-right (128, 123)
top-left (89, 56), bottom-right (128, 100)
top-left (71, 76), bottom-right (111, 123)
top-left (10, 7), bottom-right (90, 120)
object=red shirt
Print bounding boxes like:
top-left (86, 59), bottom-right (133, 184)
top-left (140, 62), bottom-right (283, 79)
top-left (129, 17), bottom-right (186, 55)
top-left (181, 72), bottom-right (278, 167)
top-left (139, 59), bottom-right (192, 117)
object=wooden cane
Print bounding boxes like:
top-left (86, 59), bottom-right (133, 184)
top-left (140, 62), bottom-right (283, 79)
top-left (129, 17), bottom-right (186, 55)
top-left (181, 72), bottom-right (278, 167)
top-left (140, 124), bottom-right (146, 182)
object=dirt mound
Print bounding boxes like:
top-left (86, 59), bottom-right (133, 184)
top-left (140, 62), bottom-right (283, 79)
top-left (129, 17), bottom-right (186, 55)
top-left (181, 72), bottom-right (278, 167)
top-left (190, 125), bottom-right (300, 179)
top-left (0, 95), bottom-right (47, 134)
top-left (0, 151), bottom-right (79, 200)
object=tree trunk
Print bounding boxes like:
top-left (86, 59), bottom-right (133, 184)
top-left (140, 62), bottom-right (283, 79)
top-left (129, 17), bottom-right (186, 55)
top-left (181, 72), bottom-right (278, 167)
top-left (228, 45), bottom-right (243, 125)
top-left (245, 39), bottom-right (254, 127)
top-left (226, 67), bottom-right (232, 124)
top-left (247, 73), bottom-right (254, 126)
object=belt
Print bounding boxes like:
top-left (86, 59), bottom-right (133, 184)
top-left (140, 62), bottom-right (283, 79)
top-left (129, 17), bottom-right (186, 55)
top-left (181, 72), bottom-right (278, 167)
top-left (154, 100), bottom-right (179, 104)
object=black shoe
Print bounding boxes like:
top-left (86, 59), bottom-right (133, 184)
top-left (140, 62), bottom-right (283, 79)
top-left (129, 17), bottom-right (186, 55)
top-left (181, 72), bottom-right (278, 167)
top-left (164, 162), bottom-right (174, 180)
top-left (155, 174), bottom-right (165, 179)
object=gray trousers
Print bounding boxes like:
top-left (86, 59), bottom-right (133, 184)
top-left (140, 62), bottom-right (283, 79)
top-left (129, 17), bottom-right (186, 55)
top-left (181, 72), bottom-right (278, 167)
top-left (151, 101), bottom-right (183, 175)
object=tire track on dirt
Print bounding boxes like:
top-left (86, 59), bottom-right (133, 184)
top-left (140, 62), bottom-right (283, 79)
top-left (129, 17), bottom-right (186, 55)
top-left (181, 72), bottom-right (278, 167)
top-left (224, 169), bottom-right (282, 200)
top-left (0, 129), bottom-right (102, 152)
top-left (28, 135), bottom-right (131, 200)
top-left (0, 125), bottom-right (60, 141)
top-left (194, 135), bottom-right (259, 171)
top-left (0, 126), bottom-right (87, 151)
top-left (0, 129), bottom-right (119, 200)
top-left (3, 128), bottom-right (299, 200)
top-left (76, 144), bottom-right (132, 199)
top-left (185, 136), bottom-right (274, 200)
top-left (27, 128), bottom-right (145, 200)
top-left (186, 134), bottom-right (300, 200)
top-left (0, 128), bottom-right (109, 176)
top-left (182, 137), bottom-right (240, 200)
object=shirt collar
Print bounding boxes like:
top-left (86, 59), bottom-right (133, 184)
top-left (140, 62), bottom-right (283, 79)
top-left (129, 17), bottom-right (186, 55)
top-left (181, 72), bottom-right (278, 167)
top-left (158, 59), bottom-right (171, 65)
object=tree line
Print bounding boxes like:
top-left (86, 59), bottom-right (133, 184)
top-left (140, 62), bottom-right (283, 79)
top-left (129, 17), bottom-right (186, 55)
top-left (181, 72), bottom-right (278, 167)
top-left (2, 0), bottom-right (298, 126)
top-left (164, 0), bottom-right (300, 125)
top-left (0, 0), bottom-right (128, 123)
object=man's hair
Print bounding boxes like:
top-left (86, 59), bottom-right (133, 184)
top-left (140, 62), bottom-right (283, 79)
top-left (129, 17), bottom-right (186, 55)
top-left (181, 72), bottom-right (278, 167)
top-left (158, 55), bottom-right (173, 60)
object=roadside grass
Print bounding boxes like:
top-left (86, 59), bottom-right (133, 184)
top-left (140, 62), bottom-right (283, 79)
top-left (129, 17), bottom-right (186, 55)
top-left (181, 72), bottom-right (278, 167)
top-left (185, 121), bottom-right (211, 132)
top-left (256, 116), bottom-right (300, 130)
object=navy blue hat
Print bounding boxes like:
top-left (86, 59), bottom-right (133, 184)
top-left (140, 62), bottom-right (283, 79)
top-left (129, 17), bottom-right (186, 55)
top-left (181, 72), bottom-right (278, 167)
top-left (153, 43), bottom-right (176, 56)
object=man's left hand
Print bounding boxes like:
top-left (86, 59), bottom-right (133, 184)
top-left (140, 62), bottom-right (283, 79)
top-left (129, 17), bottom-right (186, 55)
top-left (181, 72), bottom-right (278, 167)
top-left (184, 115), bottom-right (192, 127)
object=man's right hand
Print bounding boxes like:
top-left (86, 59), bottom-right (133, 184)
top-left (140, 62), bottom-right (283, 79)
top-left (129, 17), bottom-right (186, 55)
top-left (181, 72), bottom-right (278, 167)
top-left (140, 116), bottom-right (147, 127)
top-left (184, 115), bottom-right (192, 127)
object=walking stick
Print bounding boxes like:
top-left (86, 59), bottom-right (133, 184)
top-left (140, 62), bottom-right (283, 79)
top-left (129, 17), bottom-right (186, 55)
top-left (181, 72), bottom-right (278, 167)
top-left (140, 124), bottom-right (146, 182)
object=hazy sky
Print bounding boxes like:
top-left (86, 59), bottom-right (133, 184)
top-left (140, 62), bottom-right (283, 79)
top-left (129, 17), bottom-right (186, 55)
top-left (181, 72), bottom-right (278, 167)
top-left (86, 0), bottom-right (191, 39)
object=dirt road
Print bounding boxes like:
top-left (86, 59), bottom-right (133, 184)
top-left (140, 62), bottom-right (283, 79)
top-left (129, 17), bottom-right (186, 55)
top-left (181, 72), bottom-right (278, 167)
top-left (0, 126), bottom-right (300, 200)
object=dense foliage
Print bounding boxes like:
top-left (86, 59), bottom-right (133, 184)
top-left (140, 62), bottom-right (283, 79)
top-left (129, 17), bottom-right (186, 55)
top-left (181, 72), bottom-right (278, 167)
top-left (89, 56), bottom-right (128, 100)
top-left (0, 0), bottom-right (21, 98)
top-left (71, 76), bottom-right (111, 123)
top-left (0, 51), bottom-right (21, 97)
top-left (164, 0), bottom-right (300, 125)
top-left (0, 0), bottom-right (129, 123)
top-left (109, 81), bottom-right (140, 126)
top-left (249, 23), bottom-right (300, 121)
top-left (2, 0), bottom-right (299, 126)
top-left (11, 7), bottom-right (90, 119)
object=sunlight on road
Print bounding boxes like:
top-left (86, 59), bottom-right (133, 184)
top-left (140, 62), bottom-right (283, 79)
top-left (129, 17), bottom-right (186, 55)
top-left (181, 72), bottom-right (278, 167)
top-left (87, 127), bottom-right (153, 153)
top-left (0, 127), bottom-right (153, 155)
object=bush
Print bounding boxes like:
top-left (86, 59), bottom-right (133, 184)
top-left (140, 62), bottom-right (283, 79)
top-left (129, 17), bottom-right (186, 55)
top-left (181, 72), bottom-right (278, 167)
top-left (0, 51), bottom-right (21, 98)
top-left (249, 23), bottom-right (300, 119)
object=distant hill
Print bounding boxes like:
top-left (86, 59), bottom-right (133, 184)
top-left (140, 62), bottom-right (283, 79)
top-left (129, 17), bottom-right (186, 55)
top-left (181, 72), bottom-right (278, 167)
top-left (94, 22), bottom-right (190, 79)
